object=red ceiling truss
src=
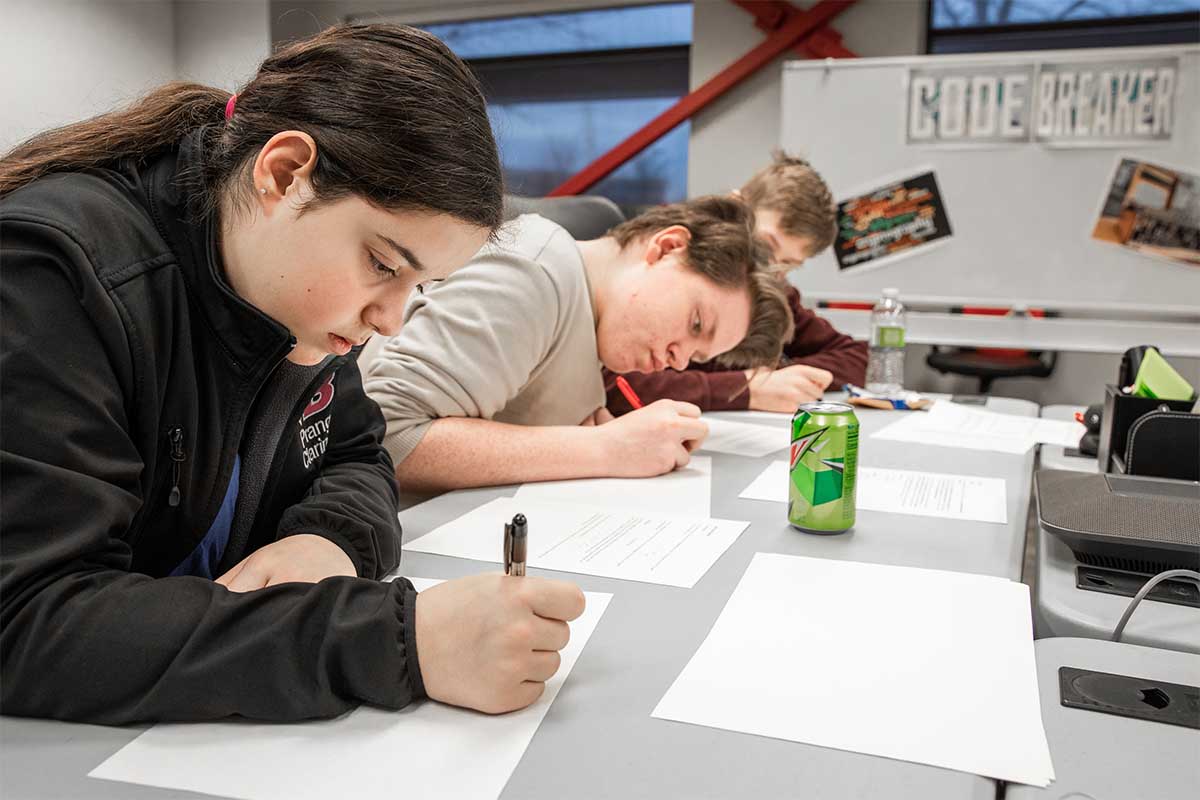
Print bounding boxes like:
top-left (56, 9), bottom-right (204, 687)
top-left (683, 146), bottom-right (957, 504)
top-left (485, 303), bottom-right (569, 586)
top-left (547, 0), bottom-right (859, 197)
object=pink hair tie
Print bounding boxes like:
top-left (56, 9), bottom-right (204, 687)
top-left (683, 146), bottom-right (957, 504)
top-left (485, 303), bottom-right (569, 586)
top-left (224, 93), bottom-right (237, 121)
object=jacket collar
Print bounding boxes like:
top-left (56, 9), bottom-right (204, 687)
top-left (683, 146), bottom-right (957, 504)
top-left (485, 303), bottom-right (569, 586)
top-left (146, 129), bottom-right (295, 375)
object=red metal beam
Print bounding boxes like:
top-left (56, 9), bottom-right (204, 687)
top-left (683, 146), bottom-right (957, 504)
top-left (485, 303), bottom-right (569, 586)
top-left (732, 0), bottom-right (859, 59)
top-left (802, 25), bottom-right (857, 59)
top-left (547, 0), bottom-right (856, 197)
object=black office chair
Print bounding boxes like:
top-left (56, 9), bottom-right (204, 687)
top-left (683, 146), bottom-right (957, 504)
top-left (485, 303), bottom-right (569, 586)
top-left (926, 347), bottom-right (1058, 394)
top-left (924, 306), bottom-right (1060, 394)
top-left (503, 194), bottom-right (626, 240)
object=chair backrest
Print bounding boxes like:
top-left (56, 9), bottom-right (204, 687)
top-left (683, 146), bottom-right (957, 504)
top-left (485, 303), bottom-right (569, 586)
top-left (503, 194), bottom-right (626, 241)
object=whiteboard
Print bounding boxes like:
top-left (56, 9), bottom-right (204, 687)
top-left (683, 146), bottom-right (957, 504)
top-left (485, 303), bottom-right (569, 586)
top-left (780, 45), bottom-right (1200, 318)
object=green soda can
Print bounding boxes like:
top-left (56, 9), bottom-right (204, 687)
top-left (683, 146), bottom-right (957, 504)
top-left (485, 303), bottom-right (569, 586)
top-left (789, 402), bottom-right (859, 533)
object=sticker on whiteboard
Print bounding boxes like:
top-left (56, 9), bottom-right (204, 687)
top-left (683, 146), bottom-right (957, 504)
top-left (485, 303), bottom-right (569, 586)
top-left (834, 169), bottom-right (953, 273)
top-left (1091, 156), bottom-right (1200, 268)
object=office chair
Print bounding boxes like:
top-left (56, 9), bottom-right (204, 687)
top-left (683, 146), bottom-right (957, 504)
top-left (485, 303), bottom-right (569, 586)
top-left (503, 194), bottom-right (626, 240)
top-left (925, 306), bottom-right (1058, 394)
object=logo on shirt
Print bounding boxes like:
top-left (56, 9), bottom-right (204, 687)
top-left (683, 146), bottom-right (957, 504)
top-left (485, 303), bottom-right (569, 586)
top-left (302, 374), bottom-right (336, 422)
top-left (299, 374), bottom-right (335, 470)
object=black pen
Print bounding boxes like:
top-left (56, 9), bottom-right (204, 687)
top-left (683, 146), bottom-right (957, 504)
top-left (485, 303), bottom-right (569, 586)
top-left (504, 513), bottom-right (527, 576)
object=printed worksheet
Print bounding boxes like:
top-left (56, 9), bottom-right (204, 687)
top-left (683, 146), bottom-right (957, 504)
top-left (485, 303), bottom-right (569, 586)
top-left (514, 456), bottom-right (711, 515)
top-left (406, 497), bottom-right (748, 588)
top-left (739, 462), bottom-right (1008, 524)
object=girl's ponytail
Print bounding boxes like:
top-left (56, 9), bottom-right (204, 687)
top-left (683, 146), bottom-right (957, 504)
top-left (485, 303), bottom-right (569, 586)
top-left (1, 83), bottom-right (227, 196)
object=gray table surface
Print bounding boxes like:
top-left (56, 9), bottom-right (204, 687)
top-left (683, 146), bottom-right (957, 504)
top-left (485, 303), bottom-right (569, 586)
top-left (403, 396), bottom-right (1034, 800)
top-left (1032, 408), bottom-right (1200, 655)
top-left (0, 396), bottom-right (1038, 800)
top-left (1007, 637), bottom-right (1200, 800)
top-left (1039, 405), bottom-right (1097, 473)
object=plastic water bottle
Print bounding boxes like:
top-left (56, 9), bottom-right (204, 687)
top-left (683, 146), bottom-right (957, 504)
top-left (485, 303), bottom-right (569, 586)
top-left (866, 288), bottom-right (906, 395)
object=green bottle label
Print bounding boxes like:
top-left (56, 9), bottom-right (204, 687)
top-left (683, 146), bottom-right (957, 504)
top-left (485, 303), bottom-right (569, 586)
top-left (875, 326), bottom-right (905, 348)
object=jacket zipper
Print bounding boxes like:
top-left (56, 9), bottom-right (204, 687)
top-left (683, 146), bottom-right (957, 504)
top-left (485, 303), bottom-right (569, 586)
top-left (167, 426), bottom-right (186, 507)
top-left (241, 361), bottom-right (337, 545)
top-left (211, 338), bottom-right (302, 574)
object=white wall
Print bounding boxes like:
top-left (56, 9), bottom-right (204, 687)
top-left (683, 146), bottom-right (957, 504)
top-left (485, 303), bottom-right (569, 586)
top-left (177, 0), bottom-right (270, 90)
top-left (687, 0), bottom-right (927, 196)
top-left (1, 0), bottom-right (176, 152)
top-left (1, 0), bottom-right (273, 154)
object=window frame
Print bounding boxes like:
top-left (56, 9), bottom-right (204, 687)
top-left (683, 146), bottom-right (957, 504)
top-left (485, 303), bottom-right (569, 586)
top-left (926, 6), bottom-right (1200, 54)
top-left (410, 3), bottom-right (694, 205)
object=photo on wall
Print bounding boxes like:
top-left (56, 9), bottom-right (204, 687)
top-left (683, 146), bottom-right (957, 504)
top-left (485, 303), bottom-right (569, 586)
top-left (1091, 157), bottom-right (1200, 267)
top-left (834, 169), bottom-right (953, 272)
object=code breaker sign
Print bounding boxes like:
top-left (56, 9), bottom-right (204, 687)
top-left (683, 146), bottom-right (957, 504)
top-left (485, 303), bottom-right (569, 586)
top-left (907, 56), bottom-right (1178, 147)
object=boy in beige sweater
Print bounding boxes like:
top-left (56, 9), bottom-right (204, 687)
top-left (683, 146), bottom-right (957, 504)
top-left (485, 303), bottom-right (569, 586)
top-left (363, 196), bottom-right (791, 492)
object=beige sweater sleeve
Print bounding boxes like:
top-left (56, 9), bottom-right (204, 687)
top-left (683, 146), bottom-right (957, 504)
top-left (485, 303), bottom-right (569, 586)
top-left (361, 251), bottom-right (562, 466)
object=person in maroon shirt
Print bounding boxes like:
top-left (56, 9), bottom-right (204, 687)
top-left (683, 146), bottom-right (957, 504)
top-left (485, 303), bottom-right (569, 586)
top-left (607, 153), bottom-right (867, 414)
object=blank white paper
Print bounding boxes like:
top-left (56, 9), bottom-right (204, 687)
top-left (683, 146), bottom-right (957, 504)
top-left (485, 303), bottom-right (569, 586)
top-left (698, 416), bottom-right (788, 457)
top-left (405, 497), bottom-right (748, 588)
top-left (739, 462), bottom-right (1008, 524)
top-left (871, 401), bottom-right (1083, 454)
top-left (91, 579), bottom-right (612, 800)
top-left (514, 456), bottom-right (711, 514)
top-left (652, 553), bottom-right (1054, 787)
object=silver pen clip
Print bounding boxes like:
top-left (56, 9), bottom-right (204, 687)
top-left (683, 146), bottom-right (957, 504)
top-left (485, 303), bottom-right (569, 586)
top-left (503, 521), bottom-right (514, 576)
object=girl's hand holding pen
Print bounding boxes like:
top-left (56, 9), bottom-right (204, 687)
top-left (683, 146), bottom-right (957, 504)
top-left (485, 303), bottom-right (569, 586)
top-left (415, 574), bottom-right (585, 714)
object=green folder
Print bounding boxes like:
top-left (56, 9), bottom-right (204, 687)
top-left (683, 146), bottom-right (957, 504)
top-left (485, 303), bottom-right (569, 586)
top-left (1133, 347), bottom-right (1196, 401)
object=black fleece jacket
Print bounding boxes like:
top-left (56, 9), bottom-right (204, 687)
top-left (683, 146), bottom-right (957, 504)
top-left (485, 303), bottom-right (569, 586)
top-left (0, 132), bottom-right (424, 724)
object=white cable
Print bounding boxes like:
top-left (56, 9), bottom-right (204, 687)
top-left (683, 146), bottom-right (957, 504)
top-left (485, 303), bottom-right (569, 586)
top-left (1111, 569), bottom-right (1200, 643)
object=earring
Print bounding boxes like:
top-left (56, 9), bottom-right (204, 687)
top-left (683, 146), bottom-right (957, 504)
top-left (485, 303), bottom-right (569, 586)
top-left (259, 187), bottom-right (267, 195)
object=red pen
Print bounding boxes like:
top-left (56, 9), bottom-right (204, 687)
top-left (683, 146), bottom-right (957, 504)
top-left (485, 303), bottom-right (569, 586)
top-left (615, 375), bottom-right (644, 410)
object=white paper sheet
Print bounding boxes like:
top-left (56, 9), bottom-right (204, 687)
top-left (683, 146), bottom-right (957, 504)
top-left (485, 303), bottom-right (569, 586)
top-left (739, 462), bottom-right (1008, 524)
top-left (652, 554), bottom-right (1055, 787)
top-left (736, 460), bottom-right (789, 503)
top-left (871, 401), bottom-right (1084, 453)
top-left (698, 416), bottom-right (788, 457)
top-left (723, 410), bottom-right (794, 424)
top-left (514, 456), bottom-right (711, 514)
top-left (91, 579), bottom-right (612, 800)
top-left (406, 497), bottom-right (748, 588)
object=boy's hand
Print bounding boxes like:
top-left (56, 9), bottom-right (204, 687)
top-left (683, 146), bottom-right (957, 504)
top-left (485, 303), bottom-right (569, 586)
top-left (744, 364), bottom-right (833, 412)
top-left (416, 574), bottom-right (586, 714)
top-left (215, 534), bottom-right (356, 591)
top-left (597, 399), bottom-right (708, 476)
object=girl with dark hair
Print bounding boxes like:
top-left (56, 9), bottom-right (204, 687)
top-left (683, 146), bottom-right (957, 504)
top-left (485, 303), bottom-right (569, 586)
top-left (0, 23), bottom-right (584, 723)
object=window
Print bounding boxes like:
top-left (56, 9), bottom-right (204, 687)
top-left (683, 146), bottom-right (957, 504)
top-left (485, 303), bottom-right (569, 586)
top-left (928, 0), bottom-right (1200, 54)
top-left (421, 3), bottom-right (693, 207)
